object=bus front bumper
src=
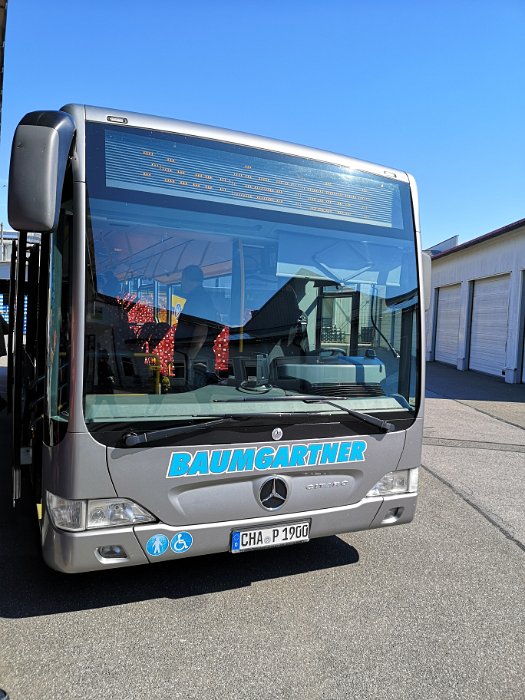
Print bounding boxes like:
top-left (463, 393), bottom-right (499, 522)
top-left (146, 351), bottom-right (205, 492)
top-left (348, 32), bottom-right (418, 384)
top-left (41, 493), bottom-right (417, 573)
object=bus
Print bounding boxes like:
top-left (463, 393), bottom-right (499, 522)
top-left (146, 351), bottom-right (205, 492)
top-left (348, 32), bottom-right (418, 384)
top-left (6, 105), bottom-right (429, 573)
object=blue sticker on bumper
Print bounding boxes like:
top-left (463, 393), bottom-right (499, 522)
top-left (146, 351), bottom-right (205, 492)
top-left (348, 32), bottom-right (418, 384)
top-left (170, 531), bottom-right (193, 553)
top-left (146, 534), bottom-right (169, 557)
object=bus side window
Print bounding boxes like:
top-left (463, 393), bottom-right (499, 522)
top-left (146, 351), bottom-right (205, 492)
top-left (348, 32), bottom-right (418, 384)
top-left (46, 210), bottom-right (72, 438)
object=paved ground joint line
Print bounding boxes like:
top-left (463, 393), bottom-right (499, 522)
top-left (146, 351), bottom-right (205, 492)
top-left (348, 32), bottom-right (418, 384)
top-left (427, 389), bottom-right (525, 432)
top-left (423, 437), bottom-right (525, 453)
top-left (456, 398), bottom-right (525, 432)
top-left (421, 462), bottom-right (525, 554)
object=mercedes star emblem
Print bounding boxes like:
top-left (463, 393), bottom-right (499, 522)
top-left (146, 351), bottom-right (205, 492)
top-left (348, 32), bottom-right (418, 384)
top-left (259, 477), bottom-right (288, 510)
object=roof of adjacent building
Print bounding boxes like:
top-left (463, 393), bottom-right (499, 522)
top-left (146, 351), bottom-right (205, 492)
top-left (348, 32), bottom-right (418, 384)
top-left (432, 218), bottom-right (525, 261)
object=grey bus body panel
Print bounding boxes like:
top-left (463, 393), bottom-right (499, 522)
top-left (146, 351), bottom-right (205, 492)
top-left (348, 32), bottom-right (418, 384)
top-left (42, 431), bottom-right (116, 500)
top-left (61, 104), bottom-right (86, 183)
top-left (67, 179), bottom-right (88, 434)
top-left (397, 416), bottom-right (423, 470)
top-left (106, 431), bottom-right (405, 526)
top-left (41, 426), bottom-right (418, 572)
top-left (407, 171), bottom-right (426, 425)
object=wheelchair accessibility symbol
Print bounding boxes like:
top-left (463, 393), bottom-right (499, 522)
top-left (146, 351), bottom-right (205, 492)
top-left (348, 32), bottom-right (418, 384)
top-left (171, 531), bottom-right (193, 553)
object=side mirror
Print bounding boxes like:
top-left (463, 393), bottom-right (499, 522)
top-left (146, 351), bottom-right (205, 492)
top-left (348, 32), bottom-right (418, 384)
top-left (421, 251), bottom-right (432, 311)
top-left (8, 111), bottom-right (75, 233)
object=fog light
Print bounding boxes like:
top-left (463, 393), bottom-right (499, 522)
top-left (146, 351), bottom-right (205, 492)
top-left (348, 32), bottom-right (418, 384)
top-left (97, 545), bottom-right (128, 560)
top-left (381, 507), bottom-right (404, 524)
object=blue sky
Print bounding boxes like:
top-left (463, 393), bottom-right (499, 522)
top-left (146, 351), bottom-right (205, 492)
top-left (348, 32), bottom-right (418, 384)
top-left (1, 0), bottom-right (523, 248)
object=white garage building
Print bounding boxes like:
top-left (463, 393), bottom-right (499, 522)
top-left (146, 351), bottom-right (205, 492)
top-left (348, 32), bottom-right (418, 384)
top-left (426, 218), bottom-right (525, 384)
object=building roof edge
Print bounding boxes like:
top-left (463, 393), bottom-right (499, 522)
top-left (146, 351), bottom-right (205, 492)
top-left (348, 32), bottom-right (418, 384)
top-left (432, 218), bottom-right (525, 260)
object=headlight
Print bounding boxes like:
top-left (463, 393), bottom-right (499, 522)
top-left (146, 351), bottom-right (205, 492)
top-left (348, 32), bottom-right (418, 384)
top-left (86, 499), bottom-right (154, 529)
top-left (366, 468), bottom-right (418, 497)
top-left (46, 492), bottom-right (155, 532)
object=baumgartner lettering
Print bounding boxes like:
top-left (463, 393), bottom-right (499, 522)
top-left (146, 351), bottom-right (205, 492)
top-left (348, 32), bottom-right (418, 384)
top-left (167, 441), bottom-right (367, 478)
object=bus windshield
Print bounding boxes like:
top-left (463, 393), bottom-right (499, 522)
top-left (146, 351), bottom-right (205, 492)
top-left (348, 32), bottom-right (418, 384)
top-left (83, 123), bottom-right (419, 432)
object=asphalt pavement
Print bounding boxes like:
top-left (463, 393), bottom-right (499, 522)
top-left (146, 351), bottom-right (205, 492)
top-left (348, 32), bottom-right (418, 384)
top-left (425, 361), bottom-right (525, 429)
top-left (0, 362), bottom-right (524, 699)
top-left (424, 362), bottom-right (525, 550)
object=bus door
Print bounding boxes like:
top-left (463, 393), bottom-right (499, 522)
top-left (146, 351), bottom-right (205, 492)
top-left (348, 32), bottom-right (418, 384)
top-left (25, 238), bottom-right (49, 500)
top-left (10, 231), bottom-right (27, 501)
top-left (6, 238), bottom-right (16, 414)
top-left (9, 234), bottom-right (46, 503)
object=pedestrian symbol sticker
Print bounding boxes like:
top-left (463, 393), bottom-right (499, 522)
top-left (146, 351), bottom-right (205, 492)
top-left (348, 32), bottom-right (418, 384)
top-left (171, 531), bottom-right (193, 553)
top-left (146, 534), bottom-right (169, 557)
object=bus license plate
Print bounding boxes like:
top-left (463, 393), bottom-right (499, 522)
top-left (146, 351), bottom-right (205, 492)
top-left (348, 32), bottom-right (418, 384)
top-left (231, 522), bottom-right (310, 552)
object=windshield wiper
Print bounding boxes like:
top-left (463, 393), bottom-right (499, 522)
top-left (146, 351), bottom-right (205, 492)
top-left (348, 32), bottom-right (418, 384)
top-left (213, 395), bottom-right (395, 433)
top-left (121, 415), bottom-right (254, 447)
top-left (122, 394), bottom-right (395, 446)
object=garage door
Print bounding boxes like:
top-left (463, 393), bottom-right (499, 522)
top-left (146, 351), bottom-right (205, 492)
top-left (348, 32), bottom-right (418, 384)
top-left (435, 284), bottom-right (461, 365)
top-left (469, 274), bottom-right (510, 376)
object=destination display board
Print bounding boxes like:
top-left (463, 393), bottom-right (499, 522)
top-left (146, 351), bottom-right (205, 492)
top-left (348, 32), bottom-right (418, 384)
top-left (105, 129), bottom-right (402, 228)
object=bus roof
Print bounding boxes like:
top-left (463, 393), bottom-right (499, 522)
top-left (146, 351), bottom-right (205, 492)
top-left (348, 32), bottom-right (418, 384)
top-left (61, 103), bottom-right (411, 184)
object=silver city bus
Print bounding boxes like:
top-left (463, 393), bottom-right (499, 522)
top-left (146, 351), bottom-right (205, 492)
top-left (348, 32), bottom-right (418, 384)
top-left (7, 105), bottom-right (428, 572)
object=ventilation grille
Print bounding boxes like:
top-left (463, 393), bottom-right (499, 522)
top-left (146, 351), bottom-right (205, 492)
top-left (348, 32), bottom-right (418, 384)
top-left (306, 383), bottom-right (385, 398)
